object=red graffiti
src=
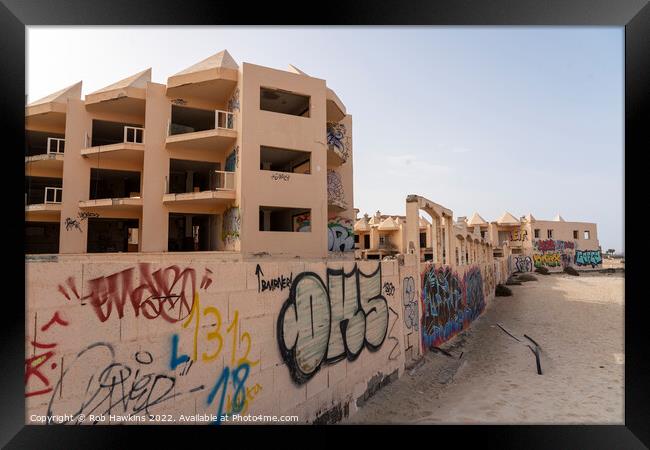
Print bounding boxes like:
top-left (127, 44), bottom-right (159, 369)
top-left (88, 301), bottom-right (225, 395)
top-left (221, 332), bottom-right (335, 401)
top-left (25, 311), bottom-right (69, 398)
top-left (535, 239), bottom-right (575, 252)
top-left (41, 311), bottom-right (69, 332)
top-left (25, 349), bottom-right (57, 397)
top-left (82, 263), bottom-right (199, 323)
top-left (200, 268), bottom-right (214, 290)
top-left (58, 277), bottom-right (81, 301)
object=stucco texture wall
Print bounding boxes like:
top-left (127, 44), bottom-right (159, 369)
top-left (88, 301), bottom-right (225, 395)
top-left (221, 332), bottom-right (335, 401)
top-left (25, 254), bottom-right (503, 424)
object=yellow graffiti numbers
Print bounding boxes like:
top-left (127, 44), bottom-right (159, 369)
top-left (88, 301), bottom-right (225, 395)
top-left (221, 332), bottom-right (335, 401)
top-left (182, 293), bottom-right (259, 367)
top-left (226, 383), bottom-right (263, 415)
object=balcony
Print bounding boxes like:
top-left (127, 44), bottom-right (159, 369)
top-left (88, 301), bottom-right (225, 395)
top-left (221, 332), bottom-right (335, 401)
top-left (79, 196), bottom-right (143, 211)
top-left (25, 137), bottom-right (66, 176)
top-left (81, 124), bottom-right (145, 164)
top-left (25, 187), bottom-right (62, 221)
top-left (166, 107), bottom-right (236, 153)
top-left (163, 170), bottom-right (235, 208)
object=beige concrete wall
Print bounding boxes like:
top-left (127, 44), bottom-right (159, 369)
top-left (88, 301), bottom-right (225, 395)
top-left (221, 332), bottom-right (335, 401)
top-left (25, 249), bottom-right (507, 424)
top-left (25, 255), bottom-right (426, 424)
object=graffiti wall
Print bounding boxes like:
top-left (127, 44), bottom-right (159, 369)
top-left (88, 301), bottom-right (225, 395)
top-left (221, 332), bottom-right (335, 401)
top-left (26, 255), bottom-right (412, 425)
top-left (574, 250), bottom-right (603, 268)
top-left (529, 239), bottom-right (601, 271)
top-left (327, 217), bottom-right (354, 252)
top-left (420, 263), bottom-right (496, 349)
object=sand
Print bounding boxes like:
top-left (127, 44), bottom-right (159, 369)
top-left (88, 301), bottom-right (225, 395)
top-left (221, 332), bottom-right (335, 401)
top-left (346, 272), bottom-right (624, 424)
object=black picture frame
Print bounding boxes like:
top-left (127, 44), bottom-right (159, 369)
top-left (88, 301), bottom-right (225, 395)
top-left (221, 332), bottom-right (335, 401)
top-left (2, 0), bottom-right (646, 447)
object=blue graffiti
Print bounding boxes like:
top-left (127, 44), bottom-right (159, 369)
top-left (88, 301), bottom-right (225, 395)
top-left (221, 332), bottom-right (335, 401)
top-left (575, 250), bottom-right (602, 268)
top-left (169, 334), bottom-right (189, 370)
top-left (207, 363), bottom-right (250, 425)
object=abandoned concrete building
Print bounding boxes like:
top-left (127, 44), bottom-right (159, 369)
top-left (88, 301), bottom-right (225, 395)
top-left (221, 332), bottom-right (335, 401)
top-left (355, 203), bottom-right (602, 272)
top-left (25, 50), bottom-right (355, 258)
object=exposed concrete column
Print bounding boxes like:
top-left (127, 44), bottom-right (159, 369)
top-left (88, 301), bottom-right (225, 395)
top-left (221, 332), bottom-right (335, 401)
top-left (431, 216), bottom-right (439, 263)
top-left (141, 82), bottom-right (170, 252)
top-left (59, 99), bottom-right (90, 254)
top-left (369, 227), bottom-right (379, 250)
top-left (405, 199), bottom-right (420, 257)
top-left (445, 216), bottom-right (454, 268)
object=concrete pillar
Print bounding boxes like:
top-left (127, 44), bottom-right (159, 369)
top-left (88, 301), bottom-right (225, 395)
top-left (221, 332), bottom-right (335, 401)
top-left (405, 199), bottom-right (420, 257)
top-left (59, 99), bottom-right (90, 254)
top-left (369, 227), bottom-right (378, 250)
top-left (445, 216), bottom-right (454, 268)
top-left (141, 83), bottom-right (171, 252)
top-left (431, 216), bottom-right (439, 263)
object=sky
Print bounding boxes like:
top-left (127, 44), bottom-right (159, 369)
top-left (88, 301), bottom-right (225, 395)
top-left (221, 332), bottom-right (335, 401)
top-left (26, 27), bottom-right (624, 252)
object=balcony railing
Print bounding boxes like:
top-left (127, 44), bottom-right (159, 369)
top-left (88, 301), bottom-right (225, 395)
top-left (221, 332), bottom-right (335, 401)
top-left (167, 110), bottom-right (235, 136)
top-left (124, 126), bottom-right (145, 144)
top-left (164, 170), bottom-right (235, 194)
top-left (46, 138), bottom-right (65, 155)
top-left (85, 126), bottom-right (145, 148)
top-left (213, 170), bottom-right (235, 190)
top-left (44, 187), bottom-right (62, 204)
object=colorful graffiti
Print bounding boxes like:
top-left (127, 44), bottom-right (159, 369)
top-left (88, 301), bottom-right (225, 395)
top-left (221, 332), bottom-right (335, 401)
top-left (533, 252), bottom-right (562, 268)
top-left (575, 250), bottom-right (602, 268)
top-left (293, 213), bottom-right (311, 232)
top-left (326, 122), bottom-right (350, 163)
top-left (512, 255), bottom-right (533, 273)
top-left (223, 206), bottom-right (240, 248)
top-left (327, 170), bottom-right (346, 209)
top-left (277, 264), bottom-right (389, 384)
top-left (421, 265), bottom-right (485, 348)
top-left (510, 228), bottom-right (528, 242)
top-left (328, 217), bottom-right (354, 252)
top-left (225, 146), bottom-right (238, 172)
top-left (534, 239), bottom-right (575, 252)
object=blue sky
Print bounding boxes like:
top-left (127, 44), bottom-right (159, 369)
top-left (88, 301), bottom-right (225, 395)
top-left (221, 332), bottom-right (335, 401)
top-left (27, 27), bottom-right (624, 252)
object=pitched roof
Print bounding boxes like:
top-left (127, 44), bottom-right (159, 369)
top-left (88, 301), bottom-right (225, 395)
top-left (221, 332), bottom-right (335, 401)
top-left (553, 214), bottom-right (566, 222)
top-left (522, 213), bottom-right (536, 222)
top-left (88, 68), bottom-right (151, 95)
top-left (419, 217), bottom-right (430, 228)
top-left (287, 64), bottom-right (309, 76)
top-left (28, 81), bottom-right (82, 107)
top-left (467, 212), bottom-right (488, 226)
top-left (173, 50), bottom-right (238, 76)
top-left (497, 211), bottom-right (520, 225)
top-left (378, 217), bottom-right (400, 231)
top-left (354, 216), bottom-right (370, 232)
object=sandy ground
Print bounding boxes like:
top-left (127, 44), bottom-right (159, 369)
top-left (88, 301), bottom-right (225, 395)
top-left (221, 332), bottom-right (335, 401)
top-left (346, 271), bottom-right (624, 424)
